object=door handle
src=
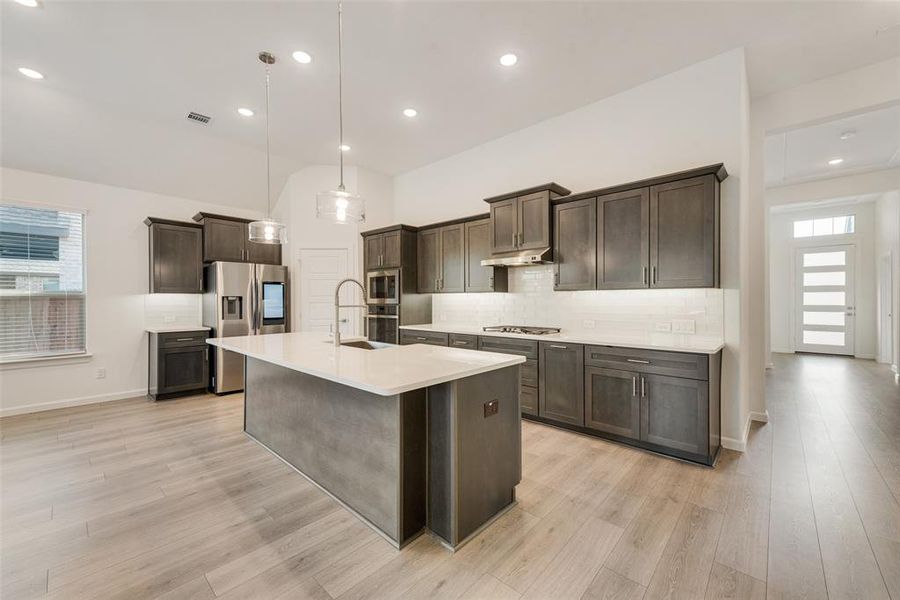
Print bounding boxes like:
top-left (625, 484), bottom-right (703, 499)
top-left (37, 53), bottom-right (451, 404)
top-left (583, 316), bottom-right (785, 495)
top-left (416, 337), bottom-right (427, 341)
top-left (651, 266), bottom-right (657, 285)
top-left (642, 267), bottom-right (647, 285)
top-left (518, 232), bottom-right (524, 246)
top-left (632, 376), bottom-right (636, 397)
top-left (176, 337), bottom-right (195, 342)
top-left (627, 359), bottom-right (650, 364)
top-left (641, 376), bottom-right (646, 398)
top-left (549, 344), bottom-right (567, 350)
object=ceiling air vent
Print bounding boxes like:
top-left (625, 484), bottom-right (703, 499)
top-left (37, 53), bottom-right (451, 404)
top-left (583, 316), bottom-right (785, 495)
top-left (186, 111), bottom-right (212, 125)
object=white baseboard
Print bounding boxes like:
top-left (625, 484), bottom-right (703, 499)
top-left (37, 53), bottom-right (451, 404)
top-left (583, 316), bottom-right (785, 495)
top-left (0, 388), bottom-right (146, 418)
top-left (750, 410), bottom-right (769, 423)
top-left (721, 413), bottom-right (753, 452)
top-left (855, 353), bottom-right (876, 360)
top-left (770, 347), bottom-right (793, 355)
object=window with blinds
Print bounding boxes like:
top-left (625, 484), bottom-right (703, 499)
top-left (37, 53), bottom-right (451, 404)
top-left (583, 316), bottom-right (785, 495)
top-left (0, 204), bottom-right (86, 361)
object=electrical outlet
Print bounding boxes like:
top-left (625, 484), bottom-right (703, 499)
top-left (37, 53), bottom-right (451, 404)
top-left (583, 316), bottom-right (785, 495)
top-left (582, 320), bottom-right (596, 329)
top-left (672, 319), bottom-right (696, 334)
top-left (95, 368), bottom-right (106, 379)
top-left (655, 322), bottom-right (672, 332)
top-left (164, 316), bottom-right (176, 323)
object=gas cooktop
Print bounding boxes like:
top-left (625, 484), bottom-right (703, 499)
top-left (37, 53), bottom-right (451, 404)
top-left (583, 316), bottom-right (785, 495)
top-left (482, 326), bottom-right (561, 335)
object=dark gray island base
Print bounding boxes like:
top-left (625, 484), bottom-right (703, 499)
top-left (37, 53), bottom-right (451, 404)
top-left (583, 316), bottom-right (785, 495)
top-left (243, 356), bottom-right (521, 550)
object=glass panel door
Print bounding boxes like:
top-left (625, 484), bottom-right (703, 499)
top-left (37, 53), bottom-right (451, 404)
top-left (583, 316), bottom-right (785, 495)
top-left (794, 245), bottom-right (855, 355)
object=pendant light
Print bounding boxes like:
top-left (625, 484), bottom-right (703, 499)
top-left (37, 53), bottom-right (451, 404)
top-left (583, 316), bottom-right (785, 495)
top-left (316, 0), bottom-right (365, 225)
top-left (248, 51), bottom-right (288, 244)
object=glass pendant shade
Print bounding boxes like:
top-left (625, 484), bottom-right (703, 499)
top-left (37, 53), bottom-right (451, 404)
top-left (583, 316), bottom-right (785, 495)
top-left (248, 219), bottom-right (288, 244)
top-left (316, 189), bottom-right (365, 224)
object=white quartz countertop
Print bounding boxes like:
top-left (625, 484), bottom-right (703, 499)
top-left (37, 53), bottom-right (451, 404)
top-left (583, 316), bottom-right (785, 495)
top-left (400, 324), bottom-right (725, 354)
top-left (145, 326), bottom-right (210, 333)
top-left (207, 332), bottom-right (525, 396)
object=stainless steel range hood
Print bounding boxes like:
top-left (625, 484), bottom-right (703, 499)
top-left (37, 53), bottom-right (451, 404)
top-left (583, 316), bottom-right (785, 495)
top-left (481, 247), bottom-right (552, 267)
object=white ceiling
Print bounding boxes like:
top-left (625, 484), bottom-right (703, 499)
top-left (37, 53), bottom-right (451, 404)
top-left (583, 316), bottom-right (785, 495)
top-left (765, 104), bottom-right (900, 188)
top-left (3, 1), bottom-right (900, 209)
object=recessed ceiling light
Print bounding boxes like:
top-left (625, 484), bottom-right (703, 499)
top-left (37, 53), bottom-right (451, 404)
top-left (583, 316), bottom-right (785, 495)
top-left (499, 53), bottom-right (518, 67)
top-left (292, 51), bottom-right (312, 64)
top-left (237, 107), bottom-right (254, 117)
top-left (828, 158), bottom-right (844, 166)
top-left (18, 67), bottom-right (44, 79)
top-left (339, 144), bottom-right (351, 152)
top-left (14, 0), bottom-right (39, 7)
top-left (839, 130), bottom-right (856, 140)
top-left (402, 108), bottom-right (418, 118)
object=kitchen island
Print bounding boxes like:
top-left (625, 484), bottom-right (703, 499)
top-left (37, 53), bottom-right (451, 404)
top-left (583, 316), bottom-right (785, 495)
top-left (207, 332), bottom-right (525, 550)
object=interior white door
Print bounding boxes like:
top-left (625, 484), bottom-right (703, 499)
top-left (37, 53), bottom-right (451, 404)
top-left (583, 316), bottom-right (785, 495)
top-left (794, 244), bottom-right (855, 355)
top-left (298, 248), bottom-right (357, 336)
top-left (878, 253), bottom-right (893, 364)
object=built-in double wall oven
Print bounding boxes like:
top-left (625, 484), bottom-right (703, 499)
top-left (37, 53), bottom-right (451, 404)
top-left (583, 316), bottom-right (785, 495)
top-left (366, 269), bottom-right (400, 305)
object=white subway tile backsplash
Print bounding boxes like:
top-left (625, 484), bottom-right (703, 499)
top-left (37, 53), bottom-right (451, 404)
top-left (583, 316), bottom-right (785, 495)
top-left (144, 294), bottom-right (202, 329)
top-left (433, 265), bottom-right (723, 341)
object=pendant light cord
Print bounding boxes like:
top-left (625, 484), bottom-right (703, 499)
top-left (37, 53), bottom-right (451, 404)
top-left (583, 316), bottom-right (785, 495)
top-left (337, 0), bottom-right (345, 191)
top-left (265, 63), bottom-right (272, 218)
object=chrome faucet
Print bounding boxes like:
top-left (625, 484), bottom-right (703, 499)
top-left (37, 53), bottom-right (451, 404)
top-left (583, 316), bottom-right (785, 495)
top-left (333, 278), bottom-right (368, 347)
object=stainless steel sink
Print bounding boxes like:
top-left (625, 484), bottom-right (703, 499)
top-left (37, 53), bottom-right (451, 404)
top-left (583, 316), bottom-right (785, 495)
top-left (340, 340), bottom-right (393, 350)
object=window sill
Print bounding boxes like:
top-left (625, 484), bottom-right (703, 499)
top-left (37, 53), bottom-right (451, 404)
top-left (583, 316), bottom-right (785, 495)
top-left (0, 352), bottom-right (93, 370)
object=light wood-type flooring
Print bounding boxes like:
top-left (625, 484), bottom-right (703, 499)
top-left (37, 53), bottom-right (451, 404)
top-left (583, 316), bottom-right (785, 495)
top-left (2, 353), bottom-right (898, 599)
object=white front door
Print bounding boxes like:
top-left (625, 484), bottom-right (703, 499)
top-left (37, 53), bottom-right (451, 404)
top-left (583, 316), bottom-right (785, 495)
top-left (298, 248), bottom-right (357, 336)
top-left (794, 244), bottom-right (855, 355)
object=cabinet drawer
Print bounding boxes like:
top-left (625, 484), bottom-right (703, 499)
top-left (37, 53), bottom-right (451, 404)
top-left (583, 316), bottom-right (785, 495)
top-left (159, 331), bottom-right (209, 348)
top-left (520, 358), bottom-right (538, 388)
top-left (448, 333), bottom-right (478, 349)
top-left (477, 336), bottom-right (538, 359)
top-left (400, 329), bottom-right (449, 346)
top-left (585, 345), bottom-right (708, 381)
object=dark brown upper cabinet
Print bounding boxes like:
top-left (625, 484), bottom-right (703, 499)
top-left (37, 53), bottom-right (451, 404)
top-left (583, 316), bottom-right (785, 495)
top-left (416, 224), bottom-right (464, 293)
top-left (192, 213), bottom-right (282, 265)
top-left (484, 183), bottom-right (571, 255)
top-left (553, 199), bottom-right (596, 291)
top-left (597, 188), bottom-right (650, 289)
top-left (144, 218), bottom-right (203, 294)
top-left (363, 230), bottom-right (401, 270)
top-left (464, 219), bottom-right (508, 293)
top-left (417, 228), bottom-right (441, 294)
top-left (649, 174), bottom-right (718, 288)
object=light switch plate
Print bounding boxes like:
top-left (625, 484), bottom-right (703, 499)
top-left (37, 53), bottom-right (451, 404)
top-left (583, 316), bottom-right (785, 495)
top-left (582, 320), bottom-right (596, 329)
top-left (672, 319), bottom-right (696, 334)
top-left (655, 322), bottom-right (672, 332)
top-left (164, 316), bottom-right (176, 323)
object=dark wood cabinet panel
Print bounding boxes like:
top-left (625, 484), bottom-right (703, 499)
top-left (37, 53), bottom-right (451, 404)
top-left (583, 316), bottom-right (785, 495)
top-left (597, 188), bottom-right (649, 289)
top-left (439, 224), bottom-right (465, 293)
top-left (553, 199), bottom-right (596, 291)
top-left (448, 333), bottom-right (478, 348)
top-left (399, 329), bottom-right (448, 346)
top-left (538, 342), bottom-right (584, 426)
top-left (148, 331), bottom-right (209, 400)
top-left (650, 175), bottom-right (717, 288)
top-left (382, 232), bottom-right (402, 268)
top-left (489, 199), bottom-right (518, 254)
top-left (517, 191), bottom-right (551, 251)
top-left (584, 345), bottom-right (708, 381)
top-left (417, 229), bottom-right (440, 293)
top-left (464, 219), bottom-right (507, 293)
top-left (246, 228), bottom-right (282, 265)
top-left (202, 217), bottom-right (245, 262)
top-left (147, 221), bottom-right (203, 293)
top-left (584, 367), bottom-right (640, 439)
top-left (640, 373), bottom-right (708, 457)
top-left (520, 385), bottom-right (538, 417)
top-left (364, 234), bottom-right (383, 270)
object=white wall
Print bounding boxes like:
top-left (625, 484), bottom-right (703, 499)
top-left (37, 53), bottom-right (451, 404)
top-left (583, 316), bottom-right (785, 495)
top-left (769, 200), bottom-right (877, 357)
top-left (875, 192), bottom-right (900, 371)
top-left (393, 49), bottom-right (751, 447)
top-left (0, 168), bottom-right (264, 416)
top-left (272, 165), bottom-right (395, 332)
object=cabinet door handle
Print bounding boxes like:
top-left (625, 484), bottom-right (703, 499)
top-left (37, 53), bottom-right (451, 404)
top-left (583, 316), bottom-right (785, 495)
top-left (549, 344), bottom-right (567, 350)
top-left (176, 337), bottom-right (194, 342)
top-left (627, 359), bottom-right (650, 364)
top-left (416, 337), bottom-right (427, 341)
top-left (641, 376), bottom-right (646, 398)
top-left (632, 376), bottom-right (637, 397)
top-left (651, 266), bottom-right (657, 285)
top-left (489, 275), bottom-right (494, 289)
top-left (642, 267), bottom-right (647, 285)
top-left (512, 232), bottom-right (517, 248)
top-left (518, 232), bottom-right (524, 246)
top-left (453, 340), bottom-right (468, 346)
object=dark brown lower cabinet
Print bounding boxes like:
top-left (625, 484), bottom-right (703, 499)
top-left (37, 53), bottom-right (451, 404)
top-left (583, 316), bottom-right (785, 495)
top-left (149, 331), bottom-right (209, 400)
top-left (584, 367), bottom-right (641, 439)
top-left (640, 373), bottom-right (708, 456)
top-left (520, 385), bottom-right (538, 416)
top-left (538, 342), bottom-right (584, 426)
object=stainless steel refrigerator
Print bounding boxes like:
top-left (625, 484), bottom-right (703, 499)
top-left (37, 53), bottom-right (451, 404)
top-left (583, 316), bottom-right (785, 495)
top-left (202, 261), bottom-right (290, 394)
